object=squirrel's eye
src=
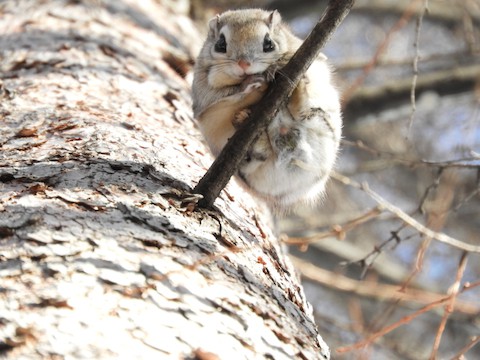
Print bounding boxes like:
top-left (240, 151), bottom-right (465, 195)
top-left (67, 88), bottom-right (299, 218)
top-left (215, 34), bottom-right (227, 53)
top-left (263, 34), bottom-right (275, 52)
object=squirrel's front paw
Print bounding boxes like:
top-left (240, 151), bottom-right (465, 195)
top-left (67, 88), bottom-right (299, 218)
top-left (241, 75), bottom-right (267, 94)
top-left (232, 109), bottom-right (251, 128)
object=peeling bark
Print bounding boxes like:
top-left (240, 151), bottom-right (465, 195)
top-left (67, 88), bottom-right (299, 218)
top-left (0, 1), bottom-right (329, 359)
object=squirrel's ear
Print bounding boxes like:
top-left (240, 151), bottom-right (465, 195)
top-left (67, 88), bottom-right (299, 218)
top-left (267, 10), bottom-right (281, 29)
top-left (208, 14), bottom-right (221, 37)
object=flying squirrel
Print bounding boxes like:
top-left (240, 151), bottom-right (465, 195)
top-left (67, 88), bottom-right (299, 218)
top-left (192, 9), bottom-right (342, 212)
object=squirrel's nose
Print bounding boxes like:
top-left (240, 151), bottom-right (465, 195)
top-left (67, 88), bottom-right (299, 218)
top-left (237, 59), bottom-right (251, 70)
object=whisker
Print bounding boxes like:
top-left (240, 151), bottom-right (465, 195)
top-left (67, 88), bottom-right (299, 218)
top-left (205, 59), bottom-right (235, 67)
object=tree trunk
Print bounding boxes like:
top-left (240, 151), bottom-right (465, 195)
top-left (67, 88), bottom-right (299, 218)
top-left (0, 1), bottom-right (329, 359)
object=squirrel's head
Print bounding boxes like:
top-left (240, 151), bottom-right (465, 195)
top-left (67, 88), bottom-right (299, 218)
top-left (203, 9), bottom-right (290, 83)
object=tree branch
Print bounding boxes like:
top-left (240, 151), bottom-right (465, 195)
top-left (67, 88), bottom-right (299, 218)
top-left (332, 173), bottom-right (480, 253)
top-left (430, 252), bottom-right (468, 360)
top-left (344, 63), bottom-right (480, 118)
top-left (289, 255), bottom-right (479, 315)
top-left (194, 0), bottom-right (355, 208)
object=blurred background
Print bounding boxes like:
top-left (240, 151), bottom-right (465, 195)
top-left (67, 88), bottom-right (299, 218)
top-left (192, 0), bottom-right (480, 358)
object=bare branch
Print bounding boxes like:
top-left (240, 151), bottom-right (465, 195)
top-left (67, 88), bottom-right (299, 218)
top-left (194, 0), bottom-right (355, 208)
top-left (344, 63), bottom-right (480, 118)
top-left (449, 336), bottom-right (480, 360)
top-left (408, 0), bottom-right (428, 133)
top-left (354, 0), bottom-right (480, 25)
top-left (341, 0), bottom-right (419, 105)
top-left (335, 276), bottom-right (480, 354)
top-left (332, 173), bottom-right (480, 253)
top-left (336, 296), bottom-right (450, 353)
top-left (336, 50), bottom-right (475, 71)
top-left (283, 207), bottom-right (382, 245)
top-left (290, 255), bottom-right (479, 315)
top-left (430, 252), bottom-right (468, 360)
top-left (342, 140), bottom-right (480, 170)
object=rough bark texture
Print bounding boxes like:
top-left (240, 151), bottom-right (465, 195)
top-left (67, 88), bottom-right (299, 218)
top-left (0, 1), bottom-right (329, 359)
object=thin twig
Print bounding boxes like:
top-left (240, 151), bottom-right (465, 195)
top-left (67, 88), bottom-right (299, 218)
top-left (291, 255), bottom-right (479, 315)
top-left (398, 232), bottom-right (432, 292)
top-left (337, 50), bottom-right (474, 71)
top-left (335, 279), bottom-right (480, 354)
top-left (336, 296), bottom-right (449, 353)
top-left (449, 335), bottom-right (480, 360)
top-left (430, 252), bottom-right (468, 360)
top-left (283, 207), bottom-right (382, 245)
top-left (194, 0), bottom-right (355, 208)
top-left (357, 227), bottom-right (416, 280)
top-left (459, 0), bottom-right (478, 53)
top-left (342, 140), bottom-right (480, 170)
top-left (463, 279), bottom-right (480, 291)
top-left (417, 168), bottom-right (443, 214)
top-left (453, 186), bottom-right (480, 212)
top-left (408, 0), bottom-right (428, 134)
top-left (342, 0), bottom-right (421, 104)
